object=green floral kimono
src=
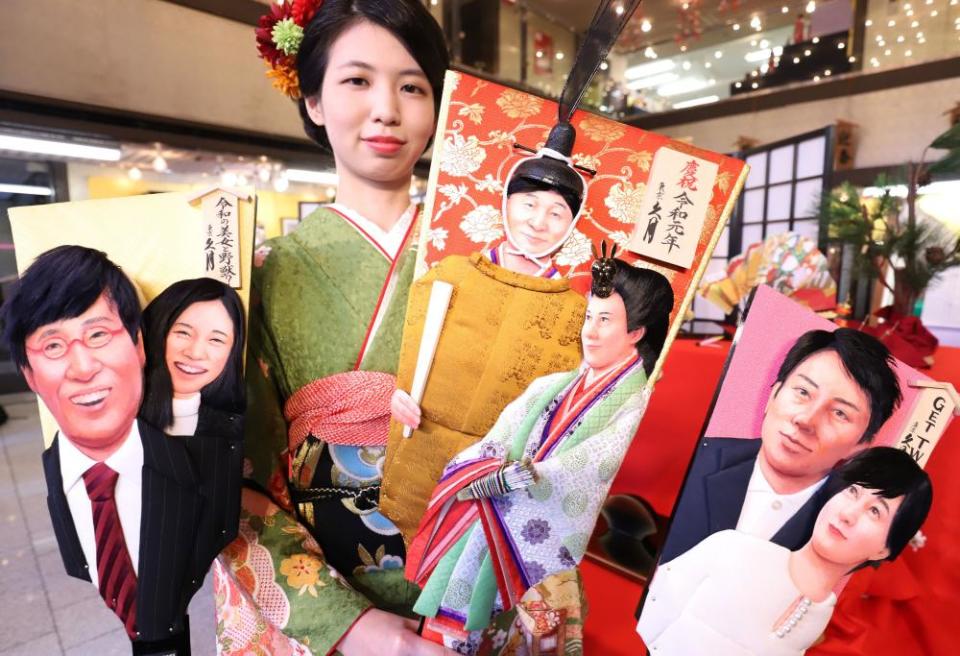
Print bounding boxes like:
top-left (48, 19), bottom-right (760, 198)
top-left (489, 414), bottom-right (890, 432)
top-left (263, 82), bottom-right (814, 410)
top-left (215, 205), bottom-right (422, 655)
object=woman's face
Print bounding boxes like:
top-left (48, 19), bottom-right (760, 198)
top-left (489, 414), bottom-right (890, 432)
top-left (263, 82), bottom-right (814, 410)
top-left (810, 484), bottom-right (903, 567)
top-left (165, 299), bottom-right (235, 397)
top-left (581, 292), bottom-right (643, 371)
top-left (505, 190), bottom-right (575, 255)
top-left (304, 21), bottom-right (436, 188)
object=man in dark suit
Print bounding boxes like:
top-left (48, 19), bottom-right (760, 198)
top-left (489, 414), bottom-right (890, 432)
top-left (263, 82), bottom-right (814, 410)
top-left (657, 328), bottom-right (902, 566)
top-left (2, 246), bottom-right (240, 655)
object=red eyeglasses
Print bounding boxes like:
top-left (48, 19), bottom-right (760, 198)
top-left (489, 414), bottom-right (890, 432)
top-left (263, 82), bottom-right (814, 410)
top-left (26, 325), bottom-right (128, 361)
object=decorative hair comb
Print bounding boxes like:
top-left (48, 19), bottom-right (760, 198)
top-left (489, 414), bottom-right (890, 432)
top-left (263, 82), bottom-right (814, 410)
top-left (255, 0), bottom-right (325, 99)
top-left (591, 240), bottom-right (619, 298)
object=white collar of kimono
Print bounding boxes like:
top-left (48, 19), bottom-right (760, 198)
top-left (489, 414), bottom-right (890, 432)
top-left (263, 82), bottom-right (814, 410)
top-left (579, 351), bottom-right (640, 384)
top-left (327, 202), bottom-right (416, 260)
top-left (500, 147), bottom-right (587, 264)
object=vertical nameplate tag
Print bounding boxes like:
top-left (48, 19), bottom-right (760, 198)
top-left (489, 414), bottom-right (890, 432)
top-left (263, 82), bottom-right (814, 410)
top-left (895, 380), bottom-right (959, 468)
top-left (200, 189), bottom-right (241, 288)
top-left (627, 148), bottom-right (719, 269)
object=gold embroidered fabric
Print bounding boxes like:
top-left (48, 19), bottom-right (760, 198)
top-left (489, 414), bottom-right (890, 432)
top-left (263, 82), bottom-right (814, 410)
top-left (380, 253), bottom-right (585, 544)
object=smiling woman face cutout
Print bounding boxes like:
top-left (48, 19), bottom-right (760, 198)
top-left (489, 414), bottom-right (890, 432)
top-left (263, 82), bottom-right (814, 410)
top-left (164, 299), bottom-right (235, 398)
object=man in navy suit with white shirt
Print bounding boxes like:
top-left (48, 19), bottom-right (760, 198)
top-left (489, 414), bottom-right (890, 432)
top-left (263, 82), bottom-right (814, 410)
top-left (656, 328), bottom-right (903, 566)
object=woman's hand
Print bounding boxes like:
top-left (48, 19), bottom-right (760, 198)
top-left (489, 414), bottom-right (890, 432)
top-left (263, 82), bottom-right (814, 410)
top-left (337, 609), bottom-right (455, 655)
top-left (391, 389), bottom-right (422, 430)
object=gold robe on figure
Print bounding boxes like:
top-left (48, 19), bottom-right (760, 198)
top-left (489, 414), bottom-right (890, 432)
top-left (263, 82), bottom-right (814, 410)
top-left (380, 253), bottom-right (586, 545)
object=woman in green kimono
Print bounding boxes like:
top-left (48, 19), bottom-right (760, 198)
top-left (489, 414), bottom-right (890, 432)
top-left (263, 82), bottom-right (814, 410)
top-left (214, 1), bottom-right (451, 654)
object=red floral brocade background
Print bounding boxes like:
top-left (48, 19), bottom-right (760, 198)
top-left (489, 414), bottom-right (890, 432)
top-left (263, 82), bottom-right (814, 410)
top-left (416, 70), bottom-right (750, 333)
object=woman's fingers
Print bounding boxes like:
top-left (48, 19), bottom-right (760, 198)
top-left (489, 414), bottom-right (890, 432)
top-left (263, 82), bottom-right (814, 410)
top-left (390, 389), bottom-right (422, 429)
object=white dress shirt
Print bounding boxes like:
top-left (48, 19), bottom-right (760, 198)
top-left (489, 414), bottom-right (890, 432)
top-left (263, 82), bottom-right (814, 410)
top-left (168, 393), bottom-right (201, 437)
top-left (59, 423), bottom-right (143, 588)
top-left (736, 459), bottom-right (827, 540)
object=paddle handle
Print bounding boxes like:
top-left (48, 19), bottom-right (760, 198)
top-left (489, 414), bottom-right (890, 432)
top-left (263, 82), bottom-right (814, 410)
top-left (403, 280), bottom-right (454, 438)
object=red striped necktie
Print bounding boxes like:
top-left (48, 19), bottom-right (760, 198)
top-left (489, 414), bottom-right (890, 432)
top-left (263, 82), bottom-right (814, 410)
top-left (83, 462), bottom-right (138, 639)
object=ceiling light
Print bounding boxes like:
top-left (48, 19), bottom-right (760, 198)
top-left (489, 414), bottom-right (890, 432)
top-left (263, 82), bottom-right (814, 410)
top-left (682, 61), bottom-right (692, 70)
top-left (849, 55), bottom-right (857, 62)
top-left (733, 23), bottom-right (741, 30)
top-left (615, 4), bottom-right (624, 15)
top-left (750, 39), bottom-right (758, 47)
top-left (760, 39), bottom-right (770, 48)
top-left (626, 72), bottom-right (679, 90)
top-left (824, 69), bottom-right (831, 75)
top-left (782, 5), bottom-right (790, 13)
top-left (865, 19), bottom-right (873, 26)
top-left (735, 81), bottom-right (743, 88)
top-left (128, 167), bottom-right (142, 181)
top-left (555, 51), bottom-right (565, 60)
top-left (911, 20), bottom-right (920, 27)
top-left (793, 56), bottom-right (801, 63)
top-left (885, 48), bottom-right (892, 55)
top-left (644, 46), bottom-right (658, 59)
top-left (673, 95), bottom-right (720, 109)
top-left (931, 10), bottom-right (938, 16)
top-left (152, 155), bottom-right (168, 173)
top-left (745, 46), bottom-right (784, 62)
top-left (751, 81), bottom-right (759, 89)
top-left (273, 174), bottom-right (290, 192)
top-left (907, 9), bottom-right (915, 16)
top-left (813, 75), bottom-right (821, 81)
top-left (625, 59), bottom-right (675, 80)
top-left (804, 49), bottom-right (812, 56)
top-left (906, 49), bottom-right (913, 56)
top-left (806, 0), bottom-right (816, 13)
top-left (657, 77), bottom-right (714, 97)
top-left (812, 36), bottom-right (820, 43)
top-left (888, 19), bottom-right (896, 26)
top-left (838, 41), bottom-right (846, 48)
top-left (0, 183), bottom-right (54, 196)
top-left (714, 50), bottom-right (723, 58)
top-left (286, 168), bottom-right (339, 185)
top-left (600, 61), bottom-right (609, 70)
top-left (704, 61), bottom-right (712, 68)
top-left (0, 134), bottom-right (121, 161)
top-left (641, 19), bottom-right (652, 32)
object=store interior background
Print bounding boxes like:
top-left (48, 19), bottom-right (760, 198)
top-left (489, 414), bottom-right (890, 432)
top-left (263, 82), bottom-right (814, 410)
top-left (0, 0), bottom-right (959, 653)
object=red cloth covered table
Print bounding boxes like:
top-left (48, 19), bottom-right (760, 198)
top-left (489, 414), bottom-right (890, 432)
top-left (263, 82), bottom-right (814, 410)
top-left (582, 338), bottom-right (960, 655)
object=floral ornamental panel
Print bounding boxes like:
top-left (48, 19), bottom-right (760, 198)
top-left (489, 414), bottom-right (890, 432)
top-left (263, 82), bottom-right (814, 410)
top-left (417, 71), bottom-right (750, 352)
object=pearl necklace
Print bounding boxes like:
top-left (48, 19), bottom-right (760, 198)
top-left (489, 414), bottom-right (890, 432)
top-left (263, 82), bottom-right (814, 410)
top-left (775, 597), bottom-right (812, 639)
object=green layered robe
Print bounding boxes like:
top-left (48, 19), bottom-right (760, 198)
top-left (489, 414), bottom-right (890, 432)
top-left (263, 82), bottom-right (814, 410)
top-left (216, 206), bottom-right (421, 655)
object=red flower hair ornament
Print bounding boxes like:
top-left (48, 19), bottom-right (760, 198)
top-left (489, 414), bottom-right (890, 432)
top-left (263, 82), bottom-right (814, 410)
top-left (255, 0), bottom-right (325, 99)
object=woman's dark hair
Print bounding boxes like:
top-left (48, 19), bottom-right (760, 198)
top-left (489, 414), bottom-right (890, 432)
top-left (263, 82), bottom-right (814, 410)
top-left (775, 328), bottom-right (902, 444)
top-left (609, 260), bottom-right (674, 376)
top-left (2, 245), bottom-right (141, 370)
top-left (833, 446), bottom-right (932, 566)
top-left (140, 278), bottom-right (246, 430)
top-left (296, 0), bottom-right (449, 149)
